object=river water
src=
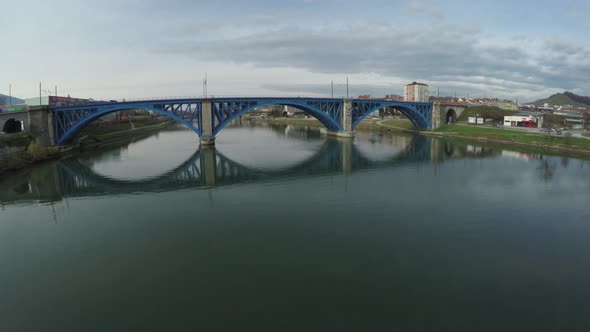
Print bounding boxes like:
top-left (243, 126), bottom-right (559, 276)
top-left (1, 123), bottom-right (590, 331)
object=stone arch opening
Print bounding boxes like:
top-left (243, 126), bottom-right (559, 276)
top-left (2, 119), bottom-right (23, 134)
top-left (446, 109), bottom-right (457, 124)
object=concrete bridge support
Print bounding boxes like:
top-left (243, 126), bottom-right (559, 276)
top-left (28, 107), bottom-right (55, 146)
top-left (327, 99), bottom-right (354, 138)
top-left (200, 99), bottom-right (215, 146)
top-left (432, 102), bottom-right (467, 129)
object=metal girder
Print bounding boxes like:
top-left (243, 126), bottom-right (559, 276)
top-left (210, 98), bottom-right (343, 135)
top-left (54, 100), bottom-right (203, 145)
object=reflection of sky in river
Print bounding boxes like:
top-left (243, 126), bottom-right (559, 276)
top-left (87, 129), bottom-right (200, 180)
top-left (216, 126), bottom-right (326, 171)
top-left (353, 132), bottom-right (409, 162)
top-left (86, 126), bottom-right (420, 180)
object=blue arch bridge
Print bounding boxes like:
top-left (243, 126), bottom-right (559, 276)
top-left (51, 97), bottom-right (433, 146)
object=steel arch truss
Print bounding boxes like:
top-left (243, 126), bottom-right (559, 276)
top-left (210, 98), bottom-right (343, 135)
top-left (54, 100), bottom-right (203, 145)
top-left (351, 100), bottom-right (432, 129)
top-left (52, 97), bottom-right (433, 146)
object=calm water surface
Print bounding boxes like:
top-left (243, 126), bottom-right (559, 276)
top-left (1, 124), bottom-right (590, 331)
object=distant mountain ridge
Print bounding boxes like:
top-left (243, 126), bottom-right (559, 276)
top-left (0, 94), bottom-right (25, 106)
top-left (533, 92), bottom-right (590, 108)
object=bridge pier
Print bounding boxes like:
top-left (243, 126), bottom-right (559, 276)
top-left (431, 102), bottom-right (466, 129)
top-left (27, 107), bottom-right (56, 146)
top-left (200, 99), bottom-right (215, 146)
top-left (327, 98), bottom-right (354, 138)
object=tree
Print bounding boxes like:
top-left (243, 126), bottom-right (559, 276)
top-left (584, 111), bottom-right (590, 130)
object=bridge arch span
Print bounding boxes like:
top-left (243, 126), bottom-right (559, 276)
top-left (351, 100), bottom-right (432, 129)
top-left (211, 99), bottom-right (342, 135)
top-left (55, 103), bottom-right (202, 145)
top-left (52, 98), bottom-right (432, 146)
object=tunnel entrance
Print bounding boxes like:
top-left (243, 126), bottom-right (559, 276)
top-left (2, 119), bottom-right (23, 134)
top-left (446, 109), bottom-right (457, 124)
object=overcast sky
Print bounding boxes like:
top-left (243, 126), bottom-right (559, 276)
top-left (1, 0), bottom-right (589, 102)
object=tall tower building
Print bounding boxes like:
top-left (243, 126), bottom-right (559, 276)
top-left (404, 82), bottom-right (429, 102)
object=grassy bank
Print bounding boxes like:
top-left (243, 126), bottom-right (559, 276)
top-left (253, 116), bottom-right (590, 156)
top-left (379, 119), bottom-right (415, 129)
top-left (456, 106), bottom-right (516, 122)
top-left (430, 124), bottom-right (590, 156)
top-left (0, 134), bottom-right (32, 149)
top-left (0, 140), bottom-right (70, 177)
top-left (0, 119), bottom-right (175, 178)
top-left (80, 120), bottom-right (174, 146)
top-left (79, 117), bottom-right (171, 138)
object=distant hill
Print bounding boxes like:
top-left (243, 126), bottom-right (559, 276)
top-left (0, 94), bottom-right (25, 106)
top-left (533, 92), bottom-right (590, 108)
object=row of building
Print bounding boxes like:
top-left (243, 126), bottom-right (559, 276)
top-left (0, 93), bottom-right (92, 113)
top-left (360, 82), bottom-right (519, 111)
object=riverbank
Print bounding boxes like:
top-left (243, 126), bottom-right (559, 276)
top-left (79, 120), bottom-right (175, 149)
top-left (0, 135), bottom-right (75, 177)
top-left (378, 118), bottom-right (590, 156)
top-left (247, 117), bottom-right (382, 131)
top-left (249, 117), bottom-right (590, 157)
top-left (0, 120), bottom-right (174, 177)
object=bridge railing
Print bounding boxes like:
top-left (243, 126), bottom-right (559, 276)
top-left (106, 95), bottom-right (334, 102)
top-left (54, 96), bottom-right (435, 109)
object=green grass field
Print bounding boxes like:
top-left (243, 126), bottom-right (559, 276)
top-left (379, 119), bottom-right (415, 129)
top-left (456, 106), bottom-right (516, 122)
top-left (435, 124), bottom-right (590, 149)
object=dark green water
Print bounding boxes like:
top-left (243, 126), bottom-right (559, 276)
top-left (1, 124), bottom-right (590, 331)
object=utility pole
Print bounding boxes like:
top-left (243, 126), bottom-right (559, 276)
top-left (39, 82), bottom-right (42, 106)
top-left (8, 84), bottom-right (11, 106)
top-left (346, 77), bottom-right (349, 98)
top-left (331, 80), bottom-right (334, 98)
top-left (203, 73), bottom-right (208, 98)
top-left (55, 85), bottom-right (57, 97)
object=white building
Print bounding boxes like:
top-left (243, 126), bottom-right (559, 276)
top-left (404, 82), bottom-right (429, 102)
top-left (504, 114), bottom-right (543, 128)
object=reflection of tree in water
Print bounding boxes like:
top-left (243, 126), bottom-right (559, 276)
top-left (537, 157), bottom-right (557, 182)
top-left (561, 157), bottom-right (569, 169)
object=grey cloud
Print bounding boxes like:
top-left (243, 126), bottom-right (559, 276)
top-left (261, 83), bottom-right (401, 98)
top-left (162, 22), bottom-right (590, 100)
top-left (406, 0), bottom-right (446, 19)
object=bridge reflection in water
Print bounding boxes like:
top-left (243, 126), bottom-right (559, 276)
top-left (0, 130), bottom-right (500, 205)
